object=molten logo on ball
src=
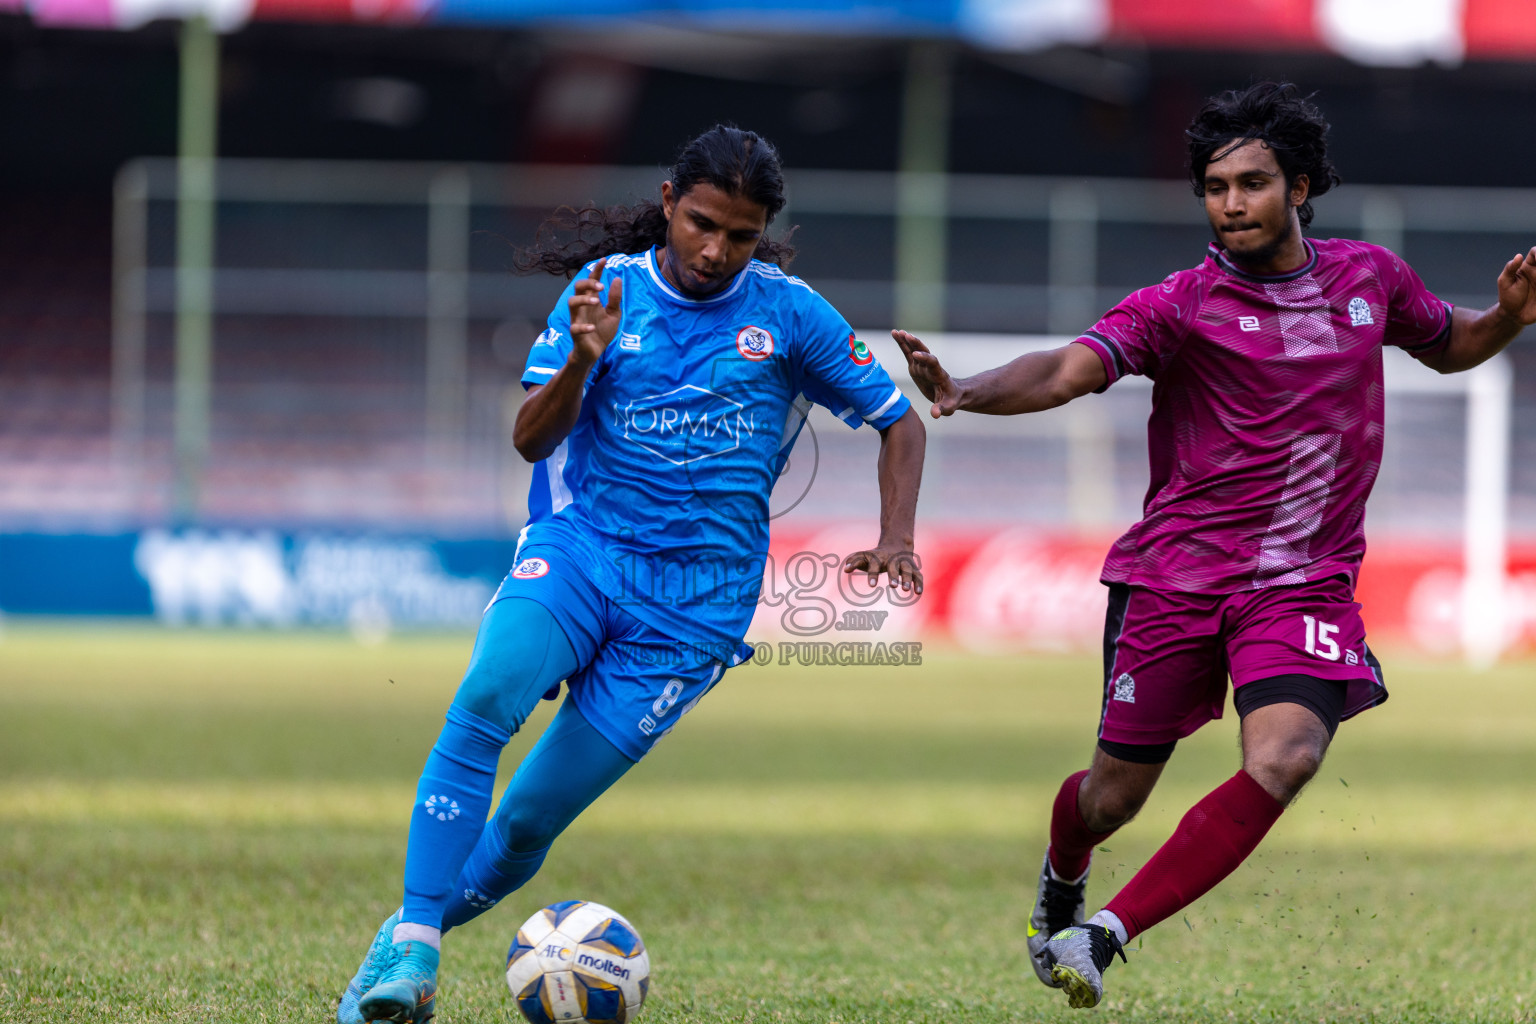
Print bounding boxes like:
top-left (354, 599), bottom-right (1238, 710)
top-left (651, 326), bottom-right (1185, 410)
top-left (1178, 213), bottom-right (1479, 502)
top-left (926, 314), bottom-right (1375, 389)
top-left (506, 900), bottom-right (650, 1024)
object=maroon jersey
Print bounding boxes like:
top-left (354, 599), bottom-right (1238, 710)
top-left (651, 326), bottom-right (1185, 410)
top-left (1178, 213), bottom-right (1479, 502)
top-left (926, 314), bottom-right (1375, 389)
top-left (1074, 238), bottom-right (1452, 594)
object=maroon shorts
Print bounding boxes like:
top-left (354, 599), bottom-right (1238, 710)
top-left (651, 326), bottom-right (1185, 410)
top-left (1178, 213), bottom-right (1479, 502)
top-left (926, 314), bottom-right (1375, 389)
top-left (1097, 576), bottom-right (1388, 749)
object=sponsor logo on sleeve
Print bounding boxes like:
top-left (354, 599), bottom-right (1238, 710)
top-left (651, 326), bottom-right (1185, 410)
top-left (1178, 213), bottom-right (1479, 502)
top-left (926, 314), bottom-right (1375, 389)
top-left (512, 557), bottom-right (550, 579)
top-left (1347, 297), bottom-right (1374, 326)
top-left (848, 333), bottom-right (874, 365)
top-left (535, 328), bottom-right (562, 346)
top-left (736, 325), bottom-right (774, 361)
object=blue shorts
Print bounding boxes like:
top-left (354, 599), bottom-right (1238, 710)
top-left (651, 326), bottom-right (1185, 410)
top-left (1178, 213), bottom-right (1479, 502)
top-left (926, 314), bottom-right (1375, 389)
top-left (489, 545), bottom-right (728, 761)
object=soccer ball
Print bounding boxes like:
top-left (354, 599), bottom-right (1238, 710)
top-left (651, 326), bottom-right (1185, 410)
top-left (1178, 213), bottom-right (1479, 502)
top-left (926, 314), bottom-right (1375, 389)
top-left (505, 900), bottom-right (650, 1024)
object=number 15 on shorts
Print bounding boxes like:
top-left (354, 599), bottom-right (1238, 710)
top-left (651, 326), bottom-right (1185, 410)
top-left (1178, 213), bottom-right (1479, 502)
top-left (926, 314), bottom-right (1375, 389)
top-left (1301, 614), bottom-right (1343, 661)
top-left (1302, 614), bottom-right (1358, 664)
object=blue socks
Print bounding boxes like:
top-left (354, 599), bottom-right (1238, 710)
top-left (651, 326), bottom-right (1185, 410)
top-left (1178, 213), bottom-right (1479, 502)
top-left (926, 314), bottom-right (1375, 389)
top-left (395, 597), bottom-right (581, 931)
top-left (441, 826), bottom-right (550, 932)
top-left (401, 704), bottom-right (510, 928)
top-left (396, 599), bottom-right (636, 933)
top-left (439, 699), bottom-right (635, 931)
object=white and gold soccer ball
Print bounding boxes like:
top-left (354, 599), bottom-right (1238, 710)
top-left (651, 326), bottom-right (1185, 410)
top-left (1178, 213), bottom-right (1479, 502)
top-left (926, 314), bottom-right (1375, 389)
top-left (505, 900), bottom-right (650, 1024)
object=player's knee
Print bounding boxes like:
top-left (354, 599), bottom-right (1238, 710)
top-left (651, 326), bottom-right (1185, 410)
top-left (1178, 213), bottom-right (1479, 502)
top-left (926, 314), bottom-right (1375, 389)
top-left (453, 664), bottom-right (539, 735)
top-left (495, 803), bottom-right (565, 854)
top-left (1080, 783), bottom-right (1150, 831)
top-left (1251, 741), bottom-right (1323, 800)
top-left (452, 675), bottom-right (513, 732)
top-left (1278, 745), bottom-right (1323, 787)
top-left (1099, 793), bottom-right (1149, 830)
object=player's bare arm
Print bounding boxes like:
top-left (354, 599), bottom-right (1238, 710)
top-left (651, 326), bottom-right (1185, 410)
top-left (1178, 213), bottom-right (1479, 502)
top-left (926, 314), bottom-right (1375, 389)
top-left (892, 329), bottom-right (1106, 418)
top-left (513, 259), bottom-right (624, 461)
top-left (844, 406), bottom-right (925, 594)
top-left (1419, 246), bottom-right (1536, 373)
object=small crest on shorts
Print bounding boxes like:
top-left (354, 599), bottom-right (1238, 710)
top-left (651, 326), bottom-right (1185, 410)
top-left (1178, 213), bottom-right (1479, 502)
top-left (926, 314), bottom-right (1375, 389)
top-left (1347, 297), bottom-right (1374, 327)
top-left (1112, 672), bottom-right (1136, 703)
top-left (512, 557), bottom-right (550, 579)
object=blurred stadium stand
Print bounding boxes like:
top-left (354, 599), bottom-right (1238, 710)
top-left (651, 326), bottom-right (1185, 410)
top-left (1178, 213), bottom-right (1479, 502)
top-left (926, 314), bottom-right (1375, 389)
top-left (31, 158), bottom-right (1517, 540)
top-left (0, 155), bottom-right (1527, 541)
top-left (0, 196), bottom-right (115, 525)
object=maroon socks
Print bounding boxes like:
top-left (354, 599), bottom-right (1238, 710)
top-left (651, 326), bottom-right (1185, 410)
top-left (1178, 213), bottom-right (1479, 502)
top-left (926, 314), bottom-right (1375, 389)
top-left (1047, 769), bottom-right (1117, 881)
top-left (1104, 769), bottom-right (1284, 941)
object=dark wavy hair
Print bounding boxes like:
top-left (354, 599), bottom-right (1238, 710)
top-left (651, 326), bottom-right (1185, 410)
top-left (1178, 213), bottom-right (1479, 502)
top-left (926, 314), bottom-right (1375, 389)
top-left (514, 125), bottom-right (796, 275)
top-left (1186, 82), bottom-right (1341, 230)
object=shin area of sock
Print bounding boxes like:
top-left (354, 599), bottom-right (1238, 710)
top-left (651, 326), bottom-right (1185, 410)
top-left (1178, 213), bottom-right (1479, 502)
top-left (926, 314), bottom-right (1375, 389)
top-left (1104, 770), bottom-right (1283, 940)
top-left (400, 705), bottom-right (511, 927)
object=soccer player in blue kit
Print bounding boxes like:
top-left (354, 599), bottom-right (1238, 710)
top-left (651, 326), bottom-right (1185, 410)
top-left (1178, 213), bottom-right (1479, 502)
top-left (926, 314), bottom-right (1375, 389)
top-left (337, 125), bottom-right (927, 1023)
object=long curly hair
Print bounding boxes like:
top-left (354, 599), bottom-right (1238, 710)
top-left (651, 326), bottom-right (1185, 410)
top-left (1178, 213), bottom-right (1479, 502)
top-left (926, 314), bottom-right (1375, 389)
top-left (1186, 82), bottom-right (1342, 229)
top-left (514, 125), bottom-right (797, 275)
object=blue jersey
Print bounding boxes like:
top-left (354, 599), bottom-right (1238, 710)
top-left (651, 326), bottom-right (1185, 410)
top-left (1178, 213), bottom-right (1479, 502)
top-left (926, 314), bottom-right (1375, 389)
top-left (520, 246), bottom-right (910, 653)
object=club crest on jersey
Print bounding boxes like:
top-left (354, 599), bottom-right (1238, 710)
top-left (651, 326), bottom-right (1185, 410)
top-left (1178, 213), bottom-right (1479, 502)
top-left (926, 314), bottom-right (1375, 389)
top-left (1347, 297), bottom-right (1374, 327)
top-left (512, 557), bottom-right (550, 579)
top-left (848, 333), bottom-right (874, 365)
top-left (736, 325), bottom-right (774, 361)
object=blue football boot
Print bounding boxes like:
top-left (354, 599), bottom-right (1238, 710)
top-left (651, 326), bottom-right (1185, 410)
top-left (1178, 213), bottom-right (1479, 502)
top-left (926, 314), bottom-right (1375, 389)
top-left (337, 908), bottom-right (405, 1024)
top-left (357, 939), bottom-right (439, 1023)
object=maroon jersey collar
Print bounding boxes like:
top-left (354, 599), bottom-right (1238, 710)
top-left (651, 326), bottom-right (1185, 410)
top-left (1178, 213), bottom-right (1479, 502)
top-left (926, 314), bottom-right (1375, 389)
top-left (1207, 238), bottom-right (1318, 283)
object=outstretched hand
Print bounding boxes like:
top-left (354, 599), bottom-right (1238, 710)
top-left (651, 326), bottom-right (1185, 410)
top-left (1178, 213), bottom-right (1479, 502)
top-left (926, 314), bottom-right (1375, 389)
top-left (569, 258), bottom-right (624, 362)
top-left (891, 329), bottom-right (963, 418)
top-left (1496, 247), bottom-right (1536, 326)
top-left (843, 546), bottom-right (923, 596)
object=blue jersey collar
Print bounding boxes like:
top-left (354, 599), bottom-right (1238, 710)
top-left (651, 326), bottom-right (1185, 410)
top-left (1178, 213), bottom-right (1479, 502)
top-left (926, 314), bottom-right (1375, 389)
top-left (644, 247), bottom-right (750, 306)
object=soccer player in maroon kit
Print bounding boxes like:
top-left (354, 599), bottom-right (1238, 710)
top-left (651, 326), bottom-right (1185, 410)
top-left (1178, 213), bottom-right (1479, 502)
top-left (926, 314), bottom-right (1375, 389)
top-left (895, 81), bottom-right (1536, 1009)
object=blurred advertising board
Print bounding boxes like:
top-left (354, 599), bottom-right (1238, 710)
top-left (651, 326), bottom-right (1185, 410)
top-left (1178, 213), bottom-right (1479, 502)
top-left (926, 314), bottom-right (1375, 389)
top-left (0, 531), bottom-right (514, 634)
top-left (1, 529), bottom-right (1532, 657)
top-left (748, 528), bottom-right (1536, 659)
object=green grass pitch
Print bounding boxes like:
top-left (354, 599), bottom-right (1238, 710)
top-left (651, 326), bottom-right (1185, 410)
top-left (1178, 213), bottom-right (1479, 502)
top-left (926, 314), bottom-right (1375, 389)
top-left (2, 623), bottom-right (1534, 1023)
